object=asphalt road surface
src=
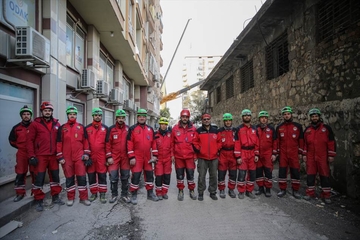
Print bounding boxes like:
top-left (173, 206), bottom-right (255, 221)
top-left (3, 168), bottom-right (360, 240)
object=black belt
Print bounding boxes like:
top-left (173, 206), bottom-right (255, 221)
top-left (222, 147), bottom-right (234, 151)
top-left (241, 146), bottom-right (255, 150)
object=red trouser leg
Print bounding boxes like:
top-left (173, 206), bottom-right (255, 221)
top-left (256, 158), bottom-right (264, 188)
top-left (175, 158), bottom-right (186, 190)
top-left (278, 155), bottom-right (289, 190)
top-left (46, 155), bottom-right (62, 196)
top-left (62, 159), bottom-right (75, 200)
top-left (185, 159), bottom-right (196, 190)
top-left (96, 156), bottom-right (108, 193)
top-left (15, 150), bottom-right (28, 195)
top-left (289, 155), bottom-right (300, 191)
top-left (155, 160), bottom-right (164, 195)
top-left (87, 159), bottom-right (98, 194)
top-left (243, 150), bottom-right (256, 192)
top-left (75, 159), bottom-right (88, 200)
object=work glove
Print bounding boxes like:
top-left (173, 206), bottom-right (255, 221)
top-left (29, 157), bottom-right (38, 166)
top-left (130, 158), bottom-right (136, 166)
top-left (82, 155), bottom-right (92, 167)
top-left (236, 158), bottom-right (242, 165)
top-left (148, 156), bottom-right (158, 164)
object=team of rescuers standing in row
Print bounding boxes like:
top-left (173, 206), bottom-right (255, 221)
top-left (8, 102), bottom-right (336, 212)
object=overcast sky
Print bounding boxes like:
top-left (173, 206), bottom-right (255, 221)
top-left (160, 0), bottom-right (265, 119)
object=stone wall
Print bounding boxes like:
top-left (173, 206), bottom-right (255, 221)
top-left (209, 1), bottom-right (360, 198)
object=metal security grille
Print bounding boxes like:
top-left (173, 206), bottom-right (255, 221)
top-left (265, 31), bottom-right (289, 80)
top-left (317, 0), bottom-right (360, 43)
top-left (226, 76), bottom-right (234, 99)
top-left (216, 86), bottom-right (221, 103)
top-left (240, 60), bottom-right (254, 93)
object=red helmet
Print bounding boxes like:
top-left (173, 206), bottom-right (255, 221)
top-left (180, 109), bottom-right (190, 117)
top-left (40, 101), bottom-right (54, 111)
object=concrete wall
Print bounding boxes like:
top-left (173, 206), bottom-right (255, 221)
top-left (209, 0), bottom-right (360, 198)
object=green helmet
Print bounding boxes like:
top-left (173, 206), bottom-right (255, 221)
top-left (137, 108), bottom-right (147, 116)
top-left (308, 108), bottom-right (321, 116)
top-left (258, 111), bottom-right (269, 118)
top-left (241, 109), bottom-right (252, 116)
top-left (115, 109), bottom-right (126, 117)
top-left (281, 106), bottom-right (293, 114)
top-left (19, 105), bottom-right (33, 116)
top-left (92, 108), bottom-right (103, 116)
top-left (66, 106), bottom-right (78, 114)
top-left (159, 117), bottom-right (169, 125)
top-left (223, 113), bottom-right (233, 121)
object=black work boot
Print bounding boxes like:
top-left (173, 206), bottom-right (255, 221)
top-left (130, 191), bottom-right (138, 205)
top-left (219, 190), bottom-right (226, 199)
top-left (36, 200), bottom-right (44, 212)
top-left (100, 193), bottom-right (107, 204)
top-left (147, 190), bottom-right (159, 202)
top-left (277, 190), bottom-right (286, 197)
top-left (255, 186), bottom-right (265, 195)
top-left (292, 190), bottom-right (301, 199)
top-left (238, 192), bottom-right (245, 199)
top-left (246, 191), bottom-right (256, 199)
top-left (109, 195), bottom-right (118, 203)
top-left (265, 188), bottom-right (272, 197)
top-left (109, 182), bottom-right (118, 203)
top-left (190, 190), bottom-right (197, 200)
top-left (210, 192), bottom-right (218, 200)
top-left (198, 192), bottom-right (204, 201)
top-left (228, 189), bottom-right (236, 198)
top-left (13, 194), bottom-right (25, 202)
top-left (177, 189), bottom-right (184, 201)
top-left (52, 194), bottom-right (65, 205)
top-left (89, 193), bottom-right (97, 202)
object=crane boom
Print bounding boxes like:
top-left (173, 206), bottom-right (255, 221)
top-left (160, 80), bottom-right (205, 104)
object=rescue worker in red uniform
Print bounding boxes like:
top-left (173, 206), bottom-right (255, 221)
top-left (255, 111), bottom-right (277, 197)
top-left (276, 106), bottom-right (304, 199)
top-left (217, 113), bottom-right (237, 199)
top-left (27, 102), bottom-right (64, 211)
top-left (127, 109), bottom-right (158, 205)
top-left (106, 109), bottom-right (131, 203)
top-left (154, 117), bottom-right (173, 200)
top-left (234, 109), bottom-right (259, 199)
top-left (193, 113), bottom-right (220, 201)
top-left (85, 108), bottom-right (108, 204)
top-left (8, 105), bottom-right (34, 202)
top-left (171, 109), bottom-right (197, 201)
top-left (57, 106), bottom-right (91, 206)
top-left (303, 108), bottom-right (336, 204)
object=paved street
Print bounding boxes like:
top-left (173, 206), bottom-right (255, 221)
top-left (3, 169), bottom-right (360, 240)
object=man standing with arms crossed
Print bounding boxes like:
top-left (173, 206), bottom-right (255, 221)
top-left (276, 106), bottom-right (304, 199)
top-left (106, 109), bottom-right (131, 203)
top-left (85, 108), bottom-right (108, 203)
top-left (127, 109), bottom-right (158, 205)
top-left (27, 102), bottom-right (64, 211)
top-left (171, 109), bottom-right (197, 201)
top-left (9, 105), bottom-right (34, 202)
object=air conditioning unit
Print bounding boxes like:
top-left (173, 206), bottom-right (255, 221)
top-left (15, 26), bottom-right (50, 66)
top-left (97, 80), bottom-right (109, 96)
top-left (124, 99), bottom-right (134, 110)
top-left (109, 88), bottom-right (119, 102)
top-left (147, 86), bottom-right (152, 93)
top-left (81, 69), bottom-right (96, 90)
top-left (134, 103), bottom-right (139, 111)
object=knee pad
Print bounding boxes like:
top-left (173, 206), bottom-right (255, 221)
top-left (87, 172), bottom-right (96, 184)
top-left (278, 167), bottom-right (287, 178)
top-left (66, 176), bottom-right (75, 188)
top-left (237, 170), bottom-right (246, 182)
top-left (120, 169), bottom-right (130, 181)
top-left (15, 173), bottom-right (26, 186)
top-left (320, 175), bottom-right (330, 188)
top-left (256, 167), bottom-right (264, 178)
top-left (155, 175), bottom-right (162, 186)
top-left (50, 169), bottom-right (60, 183)
top-left (109, 170), bottom-right (119, 182)
top-left (145, 170), bottom-right (154, 182)
top-left (249, 170), bottom-right (256, 181)
top-left (218, 170), bottom-right (226, 181)
top-left (98, 173), bottom-right (107, 184)
top-left (307, 174), bottom-right (316, 186)
top-left (163, 174), bottom-right (171, 185)
top-left (290, 167), bottom-right (300, 180)
top-left (34, 172), bottom-right (46, 187)
top-left (228, 170), bottom-right (237, 181)
top-left (176, 168), bottom-right (185, 180)
top-left (185, 168), bottom-right (194, 180)
top-left (131, 172), bottom-right (141, 185)
top-left (264, 167), bottom-right (272, 179)
top-left (76, 175), bottom-right (87, 186)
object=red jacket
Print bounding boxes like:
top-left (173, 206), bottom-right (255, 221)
top-left (217, 126), bottom-right (237, 160)
top-left (155, 128), bottom-right (173, 161)
top-left (56, 121), bottom-right (90, 161)
top-left (27, 117), bottom-right (60, 157)
top-left (85, 122), bottom-right (108, 161)
top-left (106, 123), bottom-right (129, 160)
top-left (234, 124), bottom-right (259, 158)
top-left (193, 125), bottom-right (220, 160)
top-left (9, 121), bottom-right (31, 150)
top-left (276, 121), bottom-right (304, 156)
top-left (256, 124), bottom-right (278, 157)
top-left (303, 122), bottom-right (336, 160)
top-left (171, 121), bottom-right (197, 160)
top-left (127, 123), bottom-right (157, 161)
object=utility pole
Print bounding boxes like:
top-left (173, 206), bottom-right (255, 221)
top-left (160, 18), bottom-right (192, 89)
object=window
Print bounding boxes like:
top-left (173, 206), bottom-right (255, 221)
top-left (102, 109), bottom-right (114, 126)
top-left (265, 31), bottom-right (289, 80)
top-left (317, 0), bottom-right (360, 43)
top-left (66, 101), bottom-right (84, 124)
top-left (216, 86), bottom-right (221, 103)
top-left (240, 60), bottom-right (254, 93)
top-left (99, 52), bottom-right (114, 88)
top-left (123, 77), bottom-right (130, 100)
top-left (226, 76), bottom-right (234, 99)
top-left (66, 15), bottom-right (85, 71)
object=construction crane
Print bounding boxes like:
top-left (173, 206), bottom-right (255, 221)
top-left (160, 80), bottom-right (205, 104)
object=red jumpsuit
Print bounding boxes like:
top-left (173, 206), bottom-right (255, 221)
top-left (234, 124), bottom-right (259, 193)
top-left (57, 121), bottom-right (90, 201)
top-left (127, 123), bottom-right (158, 192)
top-left (9, 121), bottom-right (34, 196)
top-left (256, 124), bottom-right (277, 189)
top-left (303, 122), bottom-right (336, 199)
top-left (27, 117), bottom-right (62, 200)
top-left (106, 123), bottom-right (130, 197)
top-left (171, 121), bottom-right (197, 191)
top-left (154, 129), bottom-right (173, 196)
top-left (276, 121), bottom-right (304, 191)
top-left (217, 127), bottom-right (237, 191)
top-left (85, 122), bottom-right (108, 195)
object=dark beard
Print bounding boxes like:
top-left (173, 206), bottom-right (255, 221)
top-left (243, 119), bottom-right (251, 124)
